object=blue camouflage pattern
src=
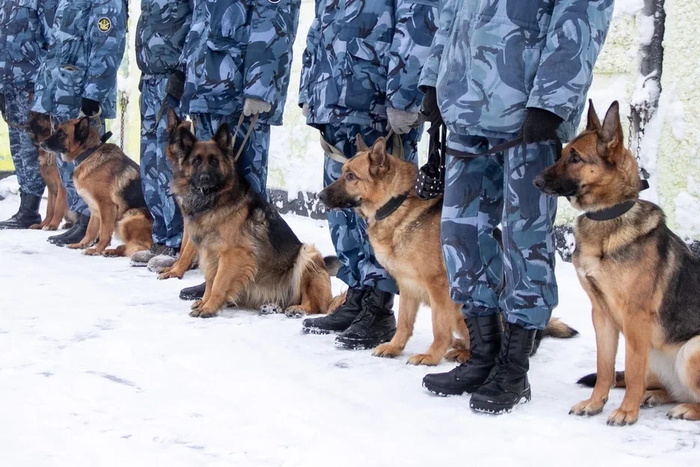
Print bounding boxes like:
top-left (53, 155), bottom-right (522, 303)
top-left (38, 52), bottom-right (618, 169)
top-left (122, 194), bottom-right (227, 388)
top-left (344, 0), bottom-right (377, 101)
top-left (136, 0), bottom-right (192, 76)
top-left (420, 0), bottom-right (614, 140)
top-left (322, 123), bottom-right (421, 294)
top-left (139, 77), bottom-right (184, 248)
top-left (31, 0), bottom-right (127, 119)
top-left (441, 139), bottom-right (558, 330)
top-left (181, 0), bottom-right (301, 124)
top-left (3, 89), bottom-right (46, 197)
top-left (191, 113), bottom-right (271, 197)
top-left (0, 0), bottom-right (57, 95)
top-left (300, 0), bottom-right (438, 129)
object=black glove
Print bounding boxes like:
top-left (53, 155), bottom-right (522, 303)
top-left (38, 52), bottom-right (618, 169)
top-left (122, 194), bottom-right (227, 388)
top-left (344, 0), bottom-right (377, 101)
top-left (520, 107), bottom-right (563, 144)
top-left (0, 93), bottom-right (6, 116)
top-left (81, 98), bottom-right (100, 117)
top-left (165, 70), bottom-right (186, 102)
top-left (421, 86), bottom-right (441, 124)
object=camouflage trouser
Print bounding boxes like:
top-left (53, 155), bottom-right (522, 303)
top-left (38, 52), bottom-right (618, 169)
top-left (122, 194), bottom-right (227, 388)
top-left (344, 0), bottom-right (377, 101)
top-left (321, 123), bottom-right (421, 294)
top-left (4, 88), bottom-right (45, 197)
top-left (441, 136), bottom-right (558, 330)
top-left (53, 113), bottom-right (105, 217)
top-left (139, 76), bottom-right (184, 248)
top-left (191, 113), bottom-right (270, 198)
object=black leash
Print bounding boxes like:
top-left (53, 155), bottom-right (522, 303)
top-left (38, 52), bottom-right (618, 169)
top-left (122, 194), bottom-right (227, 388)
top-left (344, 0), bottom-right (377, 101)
top-left (375, 192), bottom-right (409, 221)
top-left (74, 131), bottom-right (113, 166)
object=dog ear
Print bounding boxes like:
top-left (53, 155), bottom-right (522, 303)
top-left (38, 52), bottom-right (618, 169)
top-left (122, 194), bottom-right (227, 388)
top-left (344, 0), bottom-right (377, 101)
top-left (177, 126), bottom-right (196, 161)
top-left (586, 99), bottom-right (602, 132)
top-left (355, 133), bottom-right (369, 152)
top-left (213, 123), bottom-right (233, 157)
top-left (368, 137), bottom-right (389, 177)
top-left (166, 108), bottom-right (182, 134)
top-left (75, 117), bottom-right (91, 144)
top-left (600, 101), bottom-right (624, 152)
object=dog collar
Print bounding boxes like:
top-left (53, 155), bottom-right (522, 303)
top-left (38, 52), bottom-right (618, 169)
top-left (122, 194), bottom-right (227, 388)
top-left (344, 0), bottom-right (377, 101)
top-left (585, 200), bottom-right (636, 221)
top-left (74, 131), bottom-right (113, 166)
top-left (375, 193), bottom-right (409, 221)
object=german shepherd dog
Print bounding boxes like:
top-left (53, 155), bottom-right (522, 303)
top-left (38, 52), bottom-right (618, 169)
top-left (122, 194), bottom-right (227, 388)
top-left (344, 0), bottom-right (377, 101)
top-left (319, 136), bottom-right (576, 365)
top-left (535, 101), bottom-right (700, 425)
top-left (25, 112), bottom-right (73, 230)
top-left (42, 117), bottom-right (153, 257)
top-left (167, 112), bottom-right (333, 318)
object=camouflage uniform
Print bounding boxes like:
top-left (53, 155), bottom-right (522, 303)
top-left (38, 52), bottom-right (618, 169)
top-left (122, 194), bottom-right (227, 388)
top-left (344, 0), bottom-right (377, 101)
top-left (300, 0), bottom-right (437, 293)
top-left (0, 0), bottom-right (57, 198)
top-left (181, 0), bottom-right (301, 195)
top-left (31, 0), bottom-right (127, 216)
top-left (421, 0), bottom-right (614, 329)
top-left (136, 0), bottom-right (192, 248)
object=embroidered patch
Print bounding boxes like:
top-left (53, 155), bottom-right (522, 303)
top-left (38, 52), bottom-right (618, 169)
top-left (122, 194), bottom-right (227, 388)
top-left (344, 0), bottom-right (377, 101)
top-left (97, 17), bottom-right (112, 33)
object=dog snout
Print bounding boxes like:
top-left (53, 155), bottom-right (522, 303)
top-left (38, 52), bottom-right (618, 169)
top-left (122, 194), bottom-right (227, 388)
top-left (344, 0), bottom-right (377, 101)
top-left (317, 188), bottom-right (329, 206)
top-left (534, 173), bottom-right (547, 190)
top-left (198, 173), bottom-right (211, 185)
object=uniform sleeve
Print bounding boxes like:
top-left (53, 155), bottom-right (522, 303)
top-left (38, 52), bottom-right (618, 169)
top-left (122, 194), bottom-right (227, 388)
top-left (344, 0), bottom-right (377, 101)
top-left (418, 0), bottom-right (458, 92)
top-left (386, 0), bottom-right (438, 112)
top-left (82, 0), bottom-right (127, 105)
top-left (243, 0), bottom-right (301, 105)
top-left (526, 0), bottom-right (614, 121)
top-left (298, 13), bottom-right (321, 106)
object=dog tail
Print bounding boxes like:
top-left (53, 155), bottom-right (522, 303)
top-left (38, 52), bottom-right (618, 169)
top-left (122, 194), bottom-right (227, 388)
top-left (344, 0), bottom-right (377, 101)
top-left (323, 256), bottom-right (342, 276)
top-left (577, 371), bottom-right (626, 388)
top-left (544, 317), bottom-right (579, 339)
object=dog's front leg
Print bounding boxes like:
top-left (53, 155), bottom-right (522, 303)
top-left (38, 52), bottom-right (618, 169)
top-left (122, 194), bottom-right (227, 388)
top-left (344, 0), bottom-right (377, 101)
top-left (86, 203), bottom-right (117, 256)
top-left (571, 301), bottom-right (618, 417)
top-left (67, 214), bottom-right (100, 249)
top-left (373, 291), bottom-right (419, 360)
top-left (191, 248), bottom-right (257, 318)
top-left (159, 230), bottom-right (197, 280)
top-left (607, 314), bottom-right (653, 426)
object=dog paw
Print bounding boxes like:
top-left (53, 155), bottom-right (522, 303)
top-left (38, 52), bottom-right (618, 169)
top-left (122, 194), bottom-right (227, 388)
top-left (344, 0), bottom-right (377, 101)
top-left (189, 304), bottom-right (217, 319)
top-left (407, 353), bottom-right (441, 366)
top-left (158, 269), bottom-right (184, 280)
top-left (607, 408), bottom-right (639, 426)
top-left (284, 306), bottom-right (306, 318)
top-left (444, 349), bottom-right (470, 363)
top-left (569, 398), bottom-right (606, 417)
top-left (66, 243), bottom-right (85, 250)
top-left (667, 403), bottom-right (700, 421)
top-left (102, 249), bottom-right (123, 257)
top-left (259, 303), bottom-right (282, 315)
top-left (29, 224), bottom-right (42, 230)
top-left (44, 225), bottom-right (59, 231)
top-left (642, 391), bottom-right (669, 408)
top-left (84, 248), bottom-right (101, 256)
top-left (373, 343), bottom-right (402, 359)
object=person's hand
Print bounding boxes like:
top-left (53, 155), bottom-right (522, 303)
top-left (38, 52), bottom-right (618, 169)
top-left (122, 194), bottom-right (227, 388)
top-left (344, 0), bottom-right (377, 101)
top-left (520, 108), bottom-right (563, 144)
top-left (302, 103), bottom-right (309, 118)
top-left (387, 107), bottom-right (420, 134)
top-left (165, 70), bottom-right (186, 102)
top-left (243, 98), bottom-right (272, 117)
top-left (81, 98), bottom-right (100, 117)
top-left (421, 86), bottom-right (440, 124)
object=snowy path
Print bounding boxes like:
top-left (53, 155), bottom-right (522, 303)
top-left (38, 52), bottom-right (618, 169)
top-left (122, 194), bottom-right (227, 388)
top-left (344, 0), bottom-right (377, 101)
top-left (0, 188), bottom-right (697, 466)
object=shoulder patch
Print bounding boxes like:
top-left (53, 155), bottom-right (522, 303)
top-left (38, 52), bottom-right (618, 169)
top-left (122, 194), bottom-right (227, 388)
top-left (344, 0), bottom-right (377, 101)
top-left (97, 17), bottom-right (112, 33)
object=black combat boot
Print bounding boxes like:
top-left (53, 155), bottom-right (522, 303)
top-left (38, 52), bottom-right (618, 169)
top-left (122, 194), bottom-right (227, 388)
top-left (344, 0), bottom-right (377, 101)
top-left (0, 192), bottom-right (42, 230)
top-left (335, 288), bottom-right (396, 350)
top-left (180, 282), bottom-right (206, 301)
top-left (302, 287), bottom-right (366, 334)
top-left (469, 322), bottom-right (537, 414)
top-left (49, 213), bottom-right (90, 246)
top-left (422, 313), bottom-right (503, 396)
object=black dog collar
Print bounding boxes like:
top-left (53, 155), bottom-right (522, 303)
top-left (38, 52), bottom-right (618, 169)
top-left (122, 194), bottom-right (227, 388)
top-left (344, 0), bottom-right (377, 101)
top-left (375, 193), bottom-right (409, 221)
top-left (74, 131), bottom-right (113, 166)
top-left (585, 200), bottom-right (636, 221)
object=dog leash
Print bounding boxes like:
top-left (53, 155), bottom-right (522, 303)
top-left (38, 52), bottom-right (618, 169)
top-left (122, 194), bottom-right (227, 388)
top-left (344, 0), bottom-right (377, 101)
top-left (74, 131), bottom-right (113, 166)
top-left (232, 113), bottom-right (259, 162)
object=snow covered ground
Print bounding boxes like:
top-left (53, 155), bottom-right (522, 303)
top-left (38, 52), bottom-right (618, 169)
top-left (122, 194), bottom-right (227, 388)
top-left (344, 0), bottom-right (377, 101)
top-left (0, 185), bottom-right (698, 466)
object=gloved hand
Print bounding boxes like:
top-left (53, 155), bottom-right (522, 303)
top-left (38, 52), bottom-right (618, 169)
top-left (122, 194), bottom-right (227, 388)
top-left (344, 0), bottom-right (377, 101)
top-left (81, 98), bottom-right (100, 117)
top-left (302, 103), bottom-right (309, 118)
top-left (0, 93), bottom-right (6, 116)
top-left (520, 107), bottom-right (563, 144)
top-left (387, 107), bottom-right (420, 134)
top-left (165, 70), bottom-right (186, 102)
top-left (243, 98), bottom-right (271, 117)
top-left (421, 86), bottom-right (441, 124)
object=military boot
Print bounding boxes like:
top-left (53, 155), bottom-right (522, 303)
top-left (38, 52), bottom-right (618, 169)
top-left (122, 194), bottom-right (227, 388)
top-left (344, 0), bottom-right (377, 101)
top-left (0, 192), bottom-right (42, 230)
top-left (180, 282), bottom-right (206, 301)
top-left (49, 213), bottom-right (90, 246)
top-left (335, 288), bottom-right (396, 350)
top-left (302, 287), bottom-right (366, 334)
top-left (422, 313), bottom-right (503, 396)
top-left (469, 322), bottom-right (537, 414)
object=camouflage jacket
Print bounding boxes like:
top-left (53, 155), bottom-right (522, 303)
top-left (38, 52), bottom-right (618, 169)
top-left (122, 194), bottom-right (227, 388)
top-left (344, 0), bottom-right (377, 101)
top-left (0, 0), bottom-right (57, 95)
top-left (299, 0), bottom-right (438, 128)
top-left (181, 0), bottom-right (301, 125)
top-left (136, 0), bottom-right (193, 76)
top-left (31, 0), bottom-right (127, 119)
top-left (420, 0), bottom-right (614, 141)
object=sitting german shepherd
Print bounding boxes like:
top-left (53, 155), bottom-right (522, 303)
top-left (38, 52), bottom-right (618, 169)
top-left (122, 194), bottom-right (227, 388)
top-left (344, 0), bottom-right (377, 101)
top-left (535, 101), bottom-right (700, 425)
top-left (167, 112), bottom-right (333, 318)
top-left (42, 117), bottom-right (153, 257)
top-left (319, 136), bottom-right (576, 365)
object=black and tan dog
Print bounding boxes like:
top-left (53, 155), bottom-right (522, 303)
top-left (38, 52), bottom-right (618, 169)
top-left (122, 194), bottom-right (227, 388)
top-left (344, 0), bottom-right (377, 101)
top-left (319, 136), bottom-right (576, 365)
top-left (42, 117), bottom-right (153, 257)
top-left (535, 101), bottom-right (700, 425)
top-left (26, 112), bottom-right (73, 231)
top-left (167, 113), bottom-right (333, 318)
